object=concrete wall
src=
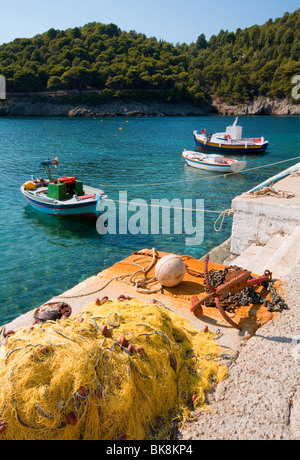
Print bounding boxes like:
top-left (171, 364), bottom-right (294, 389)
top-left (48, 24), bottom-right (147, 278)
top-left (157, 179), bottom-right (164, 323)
top-left (230, 164), bottom-right (300, 255)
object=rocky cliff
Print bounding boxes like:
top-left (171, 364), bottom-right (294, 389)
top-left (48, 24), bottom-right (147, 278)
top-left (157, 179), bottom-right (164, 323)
top-left (0, 97), bottom-right (209, 117)
top-left (212, 97), bottom-right (299, 116)
top-left (0, 95), bottom-right (299, 117)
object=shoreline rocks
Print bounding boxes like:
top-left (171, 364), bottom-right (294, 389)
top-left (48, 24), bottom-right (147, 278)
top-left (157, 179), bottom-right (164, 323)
top-left (0, 95), bottom-right (299, 117)
top-left (0, 97), bottom-right (210, 117)
top-left (212, 96), bottom-right (300, 116)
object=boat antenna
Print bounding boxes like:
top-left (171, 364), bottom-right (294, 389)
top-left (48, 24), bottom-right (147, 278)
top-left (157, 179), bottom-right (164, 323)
top-left (233, 117), bottom-right (238, 127)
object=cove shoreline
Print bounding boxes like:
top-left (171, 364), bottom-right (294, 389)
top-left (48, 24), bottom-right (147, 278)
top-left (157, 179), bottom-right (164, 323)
top-left (0, 95), bottom-right (299, 117)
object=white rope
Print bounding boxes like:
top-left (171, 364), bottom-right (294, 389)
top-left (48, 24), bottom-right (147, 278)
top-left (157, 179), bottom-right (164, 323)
top-left (213, 209), bottom-right (234, 232)
top-left (1, 156), bottom-right (298, 190)
top-left (56, 248), bottom-right (162, 298)
top-left (106, 198), bottom-right (224, 214)
top-left (0, 171), bottom-right (20, 185)
top-left (106, 199), bottom-right (235, 234)
top-left (100, 156), bottom-right (300, 188)
top-left (128, 248), bottom-right (162, 294)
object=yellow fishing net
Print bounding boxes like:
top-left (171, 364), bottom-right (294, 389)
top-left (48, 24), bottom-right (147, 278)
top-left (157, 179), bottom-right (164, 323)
top-left (0, 299), bottom-right (228, 440)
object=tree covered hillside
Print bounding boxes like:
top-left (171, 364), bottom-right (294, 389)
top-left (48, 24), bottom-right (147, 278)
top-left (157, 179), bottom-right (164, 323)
top-left (0, 9), bottom-right (299, 105)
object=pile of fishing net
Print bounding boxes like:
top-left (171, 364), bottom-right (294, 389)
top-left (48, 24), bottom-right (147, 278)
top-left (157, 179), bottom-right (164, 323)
top-left (0, 299), bottom-right (228, 440)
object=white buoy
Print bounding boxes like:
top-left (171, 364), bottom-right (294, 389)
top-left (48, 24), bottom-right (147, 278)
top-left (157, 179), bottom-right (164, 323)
top-left (155, 254), bottom-right (186, 287)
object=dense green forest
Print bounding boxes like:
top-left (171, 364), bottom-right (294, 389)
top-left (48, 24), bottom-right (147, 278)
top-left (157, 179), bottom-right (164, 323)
top-left (0, 9), bottom-right (299, 105)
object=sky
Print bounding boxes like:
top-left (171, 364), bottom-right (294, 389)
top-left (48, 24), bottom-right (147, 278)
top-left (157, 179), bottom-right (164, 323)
top-left (0, 0), bottom-right (299, 45)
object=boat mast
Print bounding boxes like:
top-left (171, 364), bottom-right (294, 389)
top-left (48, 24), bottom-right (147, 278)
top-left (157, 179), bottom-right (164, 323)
top-left (233, 117), bottom-right (238, 127)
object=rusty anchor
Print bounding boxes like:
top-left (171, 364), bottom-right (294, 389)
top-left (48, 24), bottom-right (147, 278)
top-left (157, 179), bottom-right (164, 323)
top-left (190, 255), bottom-right (272, 330)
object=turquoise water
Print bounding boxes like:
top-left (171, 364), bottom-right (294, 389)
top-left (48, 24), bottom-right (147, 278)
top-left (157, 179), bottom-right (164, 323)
top-left (0, 116), bottom-right (299, 324)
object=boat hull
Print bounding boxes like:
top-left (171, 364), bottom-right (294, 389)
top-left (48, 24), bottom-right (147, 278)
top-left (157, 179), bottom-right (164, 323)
top-left (21, 186), bottom-right (103, 219)
top-left (184, 157), bottom-right (233, 172)
top-left (194, 134), bottom-right (269, 154)
top-left (182, 151), bottom-right (246, 173)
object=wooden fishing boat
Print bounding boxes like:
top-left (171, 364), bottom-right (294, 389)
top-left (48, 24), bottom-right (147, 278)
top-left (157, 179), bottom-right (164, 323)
top-left (194, 117), bottom-right (269, 154)
top-left (182, 150), bottom-right (246, 173)
top-left (20, 158), bottom-right (107, 218)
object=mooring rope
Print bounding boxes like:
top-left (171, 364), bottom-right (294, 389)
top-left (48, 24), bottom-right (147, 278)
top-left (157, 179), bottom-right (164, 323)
top-left (213, 209), bottom-right (234, 232)
top-left (105, 198), bottom-right (234, 234)
top-left (1, 156), bottom-right (298, 189)
top-left (245, 185), bottom-right (295, 199)
top-left (56, 248), bottom-right (162, 299)
top-left (99, 156), bottom-right (300, 188)
top-left (106, 198), bottom-right (227, 214)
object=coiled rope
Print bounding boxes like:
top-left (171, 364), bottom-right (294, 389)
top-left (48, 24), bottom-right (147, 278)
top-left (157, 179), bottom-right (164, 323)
top-left (56, 248), bottom-right (162, 299)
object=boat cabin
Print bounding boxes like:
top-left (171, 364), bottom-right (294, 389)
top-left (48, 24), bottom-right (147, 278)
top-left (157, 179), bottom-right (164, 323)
top-left (213, 118), bottom-right (243, 141)
top-left (225, 123), bottom-right (242, 140)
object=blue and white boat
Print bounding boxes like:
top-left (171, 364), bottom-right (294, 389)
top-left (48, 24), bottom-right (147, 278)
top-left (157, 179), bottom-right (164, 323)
top-left (20, 158), bottom-right (107, 219)
top-left (182, 150), bottom-right (246, 173)
top-left (194, 117), bottom-right (269, 154)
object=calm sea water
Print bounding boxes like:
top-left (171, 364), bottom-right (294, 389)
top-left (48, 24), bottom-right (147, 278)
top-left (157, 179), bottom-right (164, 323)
top-left (0, 116), bottom-right (299, 324)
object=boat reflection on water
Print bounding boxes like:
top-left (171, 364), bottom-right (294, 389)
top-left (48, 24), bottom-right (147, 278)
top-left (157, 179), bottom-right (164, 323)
top-left (22, 205), bottom-right (102, 242)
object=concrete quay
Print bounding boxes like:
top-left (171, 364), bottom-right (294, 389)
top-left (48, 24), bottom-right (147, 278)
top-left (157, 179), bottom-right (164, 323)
top-left (225, 163), bottom-right (300, 278)
top-left (184, 163), bottom-right (300, 440)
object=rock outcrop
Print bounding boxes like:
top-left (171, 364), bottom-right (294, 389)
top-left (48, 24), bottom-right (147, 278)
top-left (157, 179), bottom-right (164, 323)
top-left (212, 96), bottom-right (300, 116)
top-left (0, 97), bottom-right (209, 117)
top-left (0, 95), bottom-right (299, 117)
